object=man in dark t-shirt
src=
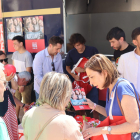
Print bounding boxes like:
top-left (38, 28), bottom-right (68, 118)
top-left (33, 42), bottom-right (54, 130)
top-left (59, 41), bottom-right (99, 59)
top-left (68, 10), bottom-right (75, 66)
top-left (66, 45), bottom-right (98, 70)
top-left (106, 27), bottom-right (135, 66)
top-left (65, 33), bottom-right (99, 118)
top-left (65, 33), bottom-right (98, 82)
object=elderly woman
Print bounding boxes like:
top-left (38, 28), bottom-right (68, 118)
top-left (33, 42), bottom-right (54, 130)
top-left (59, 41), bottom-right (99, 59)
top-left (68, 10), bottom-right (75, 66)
top-left (82, 54), bottom-right (139, 139)
top-left (22, 72), bottom-right (84, 140)
top-left (0, 51), bottom-right (30, 140)
top-left (0, 64), bottom-right (10, 140)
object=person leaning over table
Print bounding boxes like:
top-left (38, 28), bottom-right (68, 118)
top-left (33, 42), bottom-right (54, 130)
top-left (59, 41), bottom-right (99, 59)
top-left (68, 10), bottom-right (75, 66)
top-left (82, 54), bottom-right (139, 139)
top-left (22, 72), bottom-right (84, 140)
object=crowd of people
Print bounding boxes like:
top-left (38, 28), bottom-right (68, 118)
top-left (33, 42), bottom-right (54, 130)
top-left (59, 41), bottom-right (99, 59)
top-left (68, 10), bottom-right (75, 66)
top-left (0, 26), bottom-right (140, 140)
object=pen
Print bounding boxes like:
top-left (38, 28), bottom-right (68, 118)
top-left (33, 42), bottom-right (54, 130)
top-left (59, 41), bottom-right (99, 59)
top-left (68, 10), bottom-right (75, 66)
top-left (90, 103), bottom-right (97, 113)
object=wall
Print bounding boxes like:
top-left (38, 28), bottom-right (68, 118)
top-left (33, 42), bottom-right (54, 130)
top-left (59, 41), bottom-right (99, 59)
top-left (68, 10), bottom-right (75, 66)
top-left (66, 11), bottom-right (140, 54)
top-left (2, 0), bottom-right (63, 54)
top-left (65, 0), bottom-right (140, 54)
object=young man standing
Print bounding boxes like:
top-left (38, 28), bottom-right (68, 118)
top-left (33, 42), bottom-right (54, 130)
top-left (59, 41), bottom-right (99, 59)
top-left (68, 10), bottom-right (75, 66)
top-left (118, 27), bottom-right (140, 96)
top-left (33, 36), bottom-right (64, 99)
top-left (106, 27), bottom-right (135, 66)
top-left (65, 33), bottom-right (99, 118)
top-left (12, 35), bottom-right (33, 122)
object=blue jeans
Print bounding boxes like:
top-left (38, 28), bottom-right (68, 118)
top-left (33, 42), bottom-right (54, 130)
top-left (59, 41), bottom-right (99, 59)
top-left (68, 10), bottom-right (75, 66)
top-left (35, 91), bottom-right (39, 101)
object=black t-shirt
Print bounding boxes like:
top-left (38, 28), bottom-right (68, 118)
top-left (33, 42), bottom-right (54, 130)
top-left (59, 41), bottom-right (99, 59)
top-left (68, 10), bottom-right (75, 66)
top-left (65, 46), bottom-right (99, 67)
top-left (114, 44), bottom-right (135, 66)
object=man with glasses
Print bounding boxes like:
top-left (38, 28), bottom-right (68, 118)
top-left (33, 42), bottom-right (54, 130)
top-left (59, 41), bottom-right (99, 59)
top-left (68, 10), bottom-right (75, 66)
top-left (33, 36), bottom-right (64, 100)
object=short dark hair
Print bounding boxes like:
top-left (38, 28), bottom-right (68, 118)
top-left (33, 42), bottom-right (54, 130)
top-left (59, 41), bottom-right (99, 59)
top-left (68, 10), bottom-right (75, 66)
top-left (12, 36), bottom-right (25, 47)
top-left (106, 27), bottom-right (126, 41)
top-left (49, 36), bottom-right (64, 46)
top-left (0, 51), bottom-right (6, 57)
top-left (69, 33), bottom-right (86, 45)
top-left (131, 27), bottom-right (140, 40)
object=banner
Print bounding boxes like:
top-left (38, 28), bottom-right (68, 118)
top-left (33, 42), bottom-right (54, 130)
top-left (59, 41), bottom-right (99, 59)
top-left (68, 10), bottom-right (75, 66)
top-left (24, 16), bottom-right (45, 53)
top-left (0, 22), bottom-right (4, 52)
top-left (6, 18), bottom-right (23, 52)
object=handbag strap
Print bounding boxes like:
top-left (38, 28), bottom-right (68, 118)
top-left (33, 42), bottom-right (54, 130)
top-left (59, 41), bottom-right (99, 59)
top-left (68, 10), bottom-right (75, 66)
top-left (116, 80), bottom-right (140, 116)
top-left (35, 114), bottom-right (62, 140)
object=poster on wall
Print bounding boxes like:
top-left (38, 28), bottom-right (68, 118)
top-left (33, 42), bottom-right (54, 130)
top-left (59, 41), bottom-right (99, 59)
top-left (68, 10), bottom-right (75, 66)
top-left (6, 18), bottom-right (23, 52)
top-left (0, 22), bottom-right (4, 52)
top-left (24, 16), bottom-right (45, 53)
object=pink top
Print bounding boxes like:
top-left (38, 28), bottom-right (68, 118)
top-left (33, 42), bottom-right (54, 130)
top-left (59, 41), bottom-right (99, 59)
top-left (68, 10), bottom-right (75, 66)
top-left (22, 104), bottom-right (84, 140)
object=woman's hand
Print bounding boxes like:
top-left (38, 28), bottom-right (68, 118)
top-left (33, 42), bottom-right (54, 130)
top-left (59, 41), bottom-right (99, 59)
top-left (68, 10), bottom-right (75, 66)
top-left (82, 127), bottom-right (101, 139)
top-left (82, 98), bottom-right (95, 110)
top-left (5, 73), bottom-right (15, 82)
top-left (24, 104), bottom-right (30, 108)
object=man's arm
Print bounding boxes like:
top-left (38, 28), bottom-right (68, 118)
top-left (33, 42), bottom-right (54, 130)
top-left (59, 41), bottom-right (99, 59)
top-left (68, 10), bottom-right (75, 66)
top-left (11, 78), bottom-right (18, 90)
top-left (13, 96), bottom-right (29, 108)
top-left (12, 60), bottom-right (14, 66)
top-left (66, 66), bottom-right (80, 81)
top-left (26, 67), bottom-right (32, 73)
top-left (57, 55), bottom-right (63, 73)
top-left (33, 53), bottom-right (43, 87)
top-left (117, 55), bottom-right (124, 78)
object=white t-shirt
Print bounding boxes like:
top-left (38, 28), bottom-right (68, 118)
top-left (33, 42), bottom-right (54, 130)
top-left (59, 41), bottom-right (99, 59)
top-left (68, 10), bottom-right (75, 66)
top-left (134, 53), bottom-right (140, 95)
top-left (12, 51), bottom-right (33, 72)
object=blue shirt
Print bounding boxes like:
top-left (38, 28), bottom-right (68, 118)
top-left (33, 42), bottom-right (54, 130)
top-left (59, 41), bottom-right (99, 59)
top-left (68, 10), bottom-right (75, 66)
top-left (33, 48), bottom-right (63, 93)
top-left (105, 78), bottom-right (140, 117)
top-left (65, 46), bottom-right (98, 67)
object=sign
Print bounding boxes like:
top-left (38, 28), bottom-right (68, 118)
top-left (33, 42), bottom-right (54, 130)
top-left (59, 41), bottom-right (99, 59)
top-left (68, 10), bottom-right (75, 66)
top-left (6, 18), bottom-right (23, 52)
top-left (70, 88), bottom-right (90, 110)
top-left (24, 16), bottom-right (45, 53)
top-left (0, 22), bottom-right (4, 52)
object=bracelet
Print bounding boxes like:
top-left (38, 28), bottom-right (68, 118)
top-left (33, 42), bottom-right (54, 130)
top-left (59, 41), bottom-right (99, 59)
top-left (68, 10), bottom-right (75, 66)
top-left (22, 104), bottom-right (25, 108)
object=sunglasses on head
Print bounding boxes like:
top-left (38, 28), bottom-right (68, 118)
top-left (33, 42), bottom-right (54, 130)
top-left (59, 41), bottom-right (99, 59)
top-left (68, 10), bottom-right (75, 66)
top-left (0, 58), bottom-right (8, 63)
top-left (51, 62), bottom-right (55, 71)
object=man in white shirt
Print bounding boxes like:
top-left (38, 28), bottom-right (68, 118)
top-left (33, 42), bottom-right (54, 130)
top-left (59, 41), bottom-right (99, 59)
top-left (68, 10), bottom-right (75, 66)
top-left (12, 36), bottom-right (33, 123)
top-left (33, 36), bottom-right (64, 99)
top-left (118, 27), bottom-right (140, 96)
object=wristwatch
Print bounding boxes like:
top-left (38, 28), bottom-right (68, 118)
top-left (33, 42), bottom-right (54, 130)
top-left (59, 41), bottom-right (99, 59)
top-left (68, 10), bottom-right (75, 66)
top-left (107, 126), bottom-right (112, 134)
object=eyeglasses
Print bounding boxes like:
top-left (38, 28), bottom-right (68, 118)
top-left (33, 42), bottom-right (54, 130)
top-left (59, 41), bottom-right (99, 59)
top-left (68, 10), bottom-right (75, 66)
top-left (51, 62), bottom-right (55, 71)
top-left (0, 58), bottom-right (8, 63)
top-left (0, 79), bottom-right (8, 87)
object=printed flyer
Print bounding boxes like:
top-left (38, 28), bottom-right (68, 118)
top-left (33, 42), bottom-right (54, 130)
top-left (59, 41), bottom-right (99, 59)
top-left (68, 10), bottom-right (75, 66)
top-left (6, 18), bottom-right (23, 52)
top-left (24, 16), bottom-right (45, 53)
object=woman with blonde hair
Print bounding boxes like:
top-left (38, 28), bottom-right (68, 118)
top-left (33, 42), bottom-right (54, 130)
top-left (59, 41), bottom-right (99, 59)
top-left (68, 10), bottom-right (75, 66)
top-left (22, 72), bottom-right (84, 140)
top-left (82, 54), bottom-right (139, 139)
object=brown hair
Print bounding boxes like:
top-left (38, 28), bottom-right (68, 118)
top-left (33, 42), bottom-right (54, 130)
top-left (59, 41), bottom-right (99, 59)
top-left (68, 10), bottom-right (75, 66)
top-left (85, 54), bottom-right (119, 88)
top-left (49, 36), bottom-right (64, 46)
top-left (131, 27), bottom-right (140, 40)
top-left (69, 33), bottom-right (86, 46)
